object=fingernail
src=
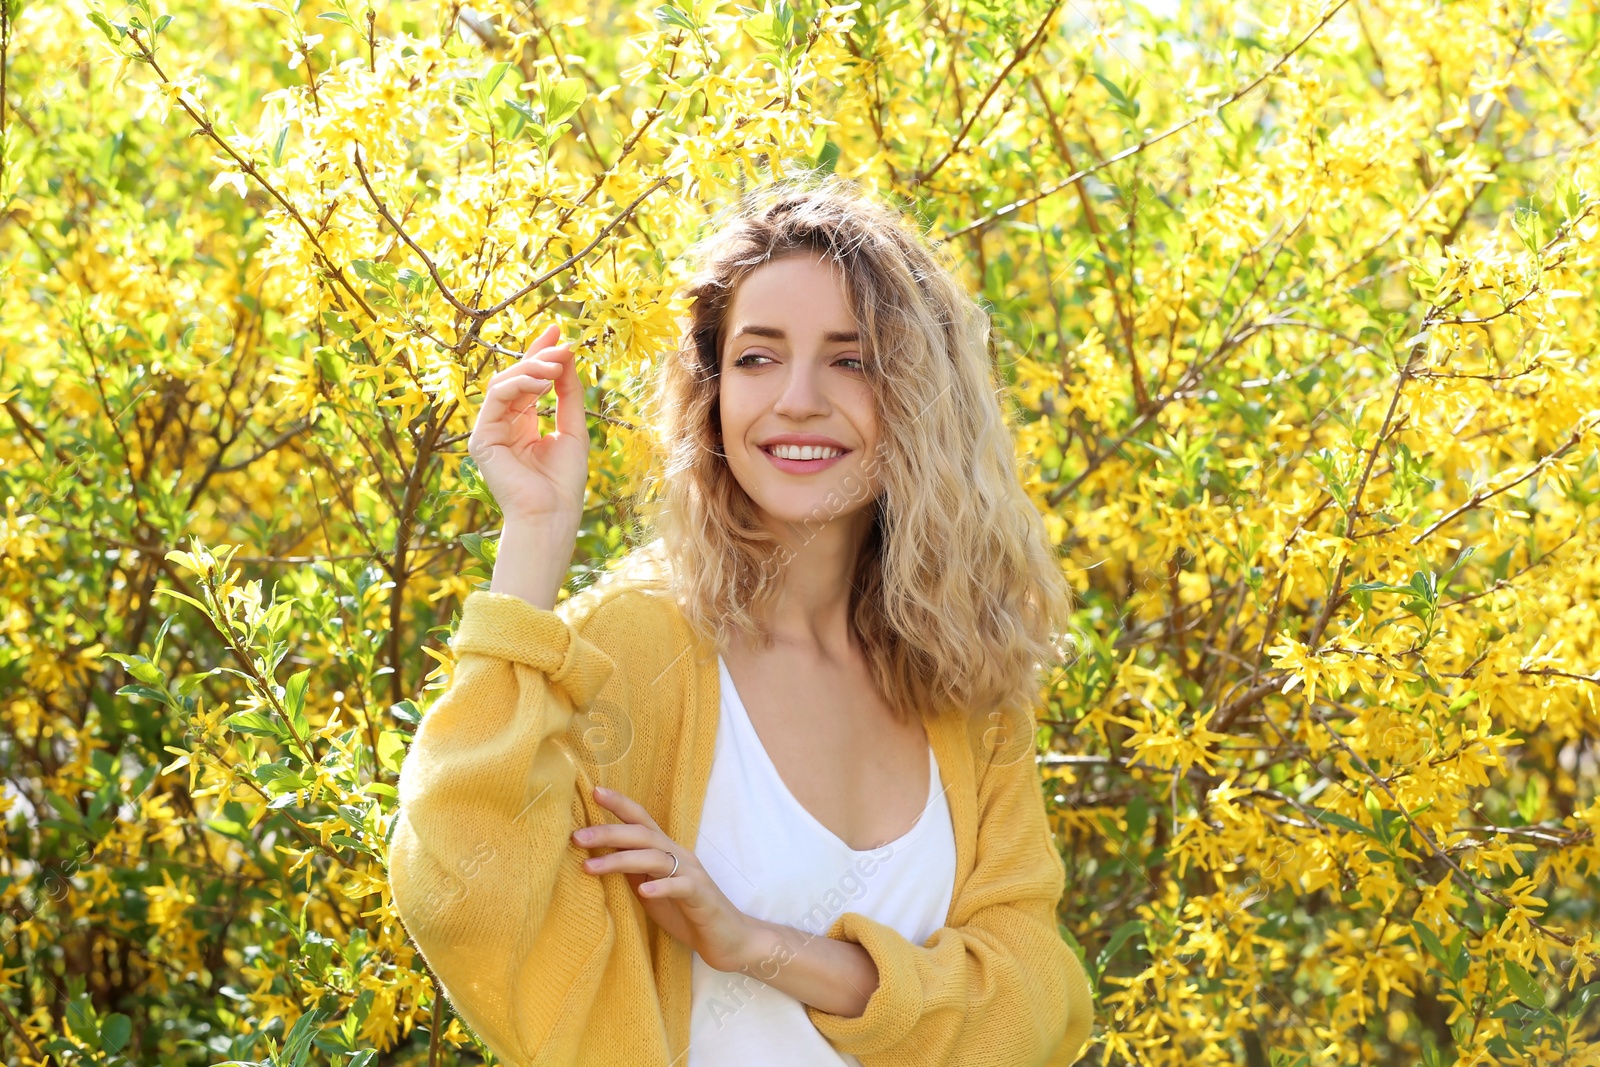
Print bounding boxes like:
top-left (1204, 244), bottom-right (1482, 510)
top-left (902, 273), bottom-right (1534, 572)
top-left (595, 786), bottom-right (611, 797)
top-left (573, 828), bottom-right (592, 842)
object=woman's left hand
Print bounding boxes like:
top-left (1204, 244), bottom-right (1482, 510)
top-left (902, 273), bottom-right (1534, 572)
top-left (573, 785), bottom-right (756, 973)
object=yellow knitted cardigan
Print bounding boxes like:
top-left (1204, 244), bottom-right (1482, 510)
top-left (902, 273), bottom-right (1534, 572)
top-left (389, 572), bottom-right (1095, 1066)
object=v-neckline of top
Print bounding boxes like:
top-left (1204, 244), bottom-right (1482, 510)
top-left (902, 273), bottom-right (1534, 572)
top-left (715, 653), bottom-right (943, 856)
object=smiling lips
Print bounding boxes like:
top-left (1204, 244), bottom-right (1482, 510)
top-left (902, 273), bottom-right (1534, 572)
top-left (759, 437), bottom-right (851, 474)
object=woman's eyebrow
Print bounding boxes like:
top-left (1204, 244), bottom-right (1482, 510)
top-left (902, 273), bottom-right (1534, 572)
top-left (728, 324), bottom-right (861, 343)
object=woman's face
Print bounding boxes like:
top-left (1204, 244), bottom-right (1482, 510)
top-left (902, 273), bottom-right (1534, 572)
top-left (718, 252), bottom-right (881, 534)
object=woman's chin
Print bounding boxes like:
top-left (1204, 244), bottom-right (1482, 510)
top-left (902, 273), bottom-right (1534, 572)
top-left (747, 492), bottom-right (874, 535)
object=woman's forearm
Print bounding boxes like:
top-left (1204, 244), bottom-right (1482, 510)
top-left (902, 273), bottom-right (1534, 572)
top-left (731, 916), bottom-right (880, 1018)
top-left (489, 517), bottom-right (580, 610)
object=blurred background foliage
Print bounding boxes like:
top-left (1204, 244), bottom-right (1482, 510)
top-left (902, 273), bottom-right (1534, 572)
top-left (3, 0), bottom-right (1600, 1063)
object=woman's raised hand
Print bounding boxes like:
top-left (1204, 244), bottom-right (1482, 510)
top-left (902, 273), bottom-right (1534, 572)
top-left (473, 323), bottom-right (592, 610)
top-left (468, 322), bottom-right (591, 528)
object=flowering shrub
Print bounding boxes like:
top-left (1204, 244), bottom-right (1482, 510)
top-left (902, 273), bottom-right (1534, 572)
top-left (2, 0), bottom-right (1598, 1064)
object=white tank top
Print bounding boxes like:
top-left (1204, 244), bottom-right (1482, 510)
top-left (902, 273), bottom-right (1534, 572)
top-left (687, 655), bottom-right (957, 1066)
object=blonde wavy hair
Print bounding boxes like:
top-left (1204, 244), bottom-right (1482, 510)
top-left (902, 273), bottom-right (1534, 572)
top-left (621, 173), bottom-right (1072, 724)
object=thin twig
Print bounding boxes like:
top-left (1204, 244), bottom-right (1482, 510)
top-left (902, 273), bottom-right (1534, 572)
top-left (914, 0), bottom-right (1066, 185)
top-left (940, 0), bottom-right (1351, 241)
top-left (0, 993), bottom-right (42, 1060)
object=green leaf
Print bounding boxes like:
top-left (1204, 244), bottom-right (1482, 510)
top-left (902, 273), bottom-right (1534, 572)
top-left (1091, 72), bottom-right (1139, 120)
top-left (496, 99), bottom-right (530, 141)
top-left (1310, 807), bottom-right (1382, 840)
top-left (743, 11), bottom-right (785, 50)
top-left (283, 668), bottom-right (311, 738)
top-left (1502, 959), bottom-right (1545, 1008)
top-left (656, 3), bottom-right (698, 31)
top-left (1515, 778), bottom-right (1540, 824)
top-left (132, 659), bottom-right (165, 686)
top-left (815, 136), bottom-right (840, 174)
top-left (1411, 920), bottom-right (1449, 967)
top-left (1124, 792), bottom-right (1149, 843)
top-left (151, 614), bottom-right (175, 661)
top-left (347, 259), bottom-right (398, 288)
top-left (253, 762), bottom-right (309, 794)
top-left (480, 61), bottom-right (516, 101)
top-left (389, 699), bottom-right (422, 725)
top-left (1364, 791), bottom-right (1392, 844)
top-left (66, 996), bottom-right (99, 1044)
top-left (1057, 922), bottom-right (1093, 988)
top-left (1568, 982), bottom-right (1600, 1021)
top-left (225, 711), bottom-right (288, 740)
top-left (377, 729), bottom-right (407, 773)
top-left (100, 1013), bottom-right (132, 1055)
top-left (117, 683), bottom-right (171, 706)
top-left (330, 834), bottom-right (378, 858)
top-left (1448, 928), bottom-right (1471, 982)
top-left (207, 815), bottom-right (247, 836)
top-left (1091, 72), bottom-right (1126, 107)
top-left (1347, 581), bottom-right (1411, 596)
top-left (1096, 919), bottom-right (1145, 971)
top-left (322, 309), bottom-right (355, 338)
top-left (281, 1007), bottom-right (326, 1067)
top-left (459, 532), bottom-right (497, 565)
top-left (88, 11), bottom-right (124, 42)
top-left (542, 77), bottom-right (587, 127)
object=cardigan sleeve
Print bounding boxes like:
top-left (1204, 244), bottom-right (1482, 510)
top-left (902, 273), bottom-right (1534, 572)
top-left (803, 741), bottom-right (1095, 1066)
top-left (387, 589), bottom-right (626, 1066)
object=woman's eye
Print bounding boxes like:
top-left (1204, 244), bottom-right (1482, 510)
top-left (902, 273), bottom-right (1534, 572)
top-left (836, 355), bottom-right (864, 370)
top-left (733, 352), bottom-right (772, 368)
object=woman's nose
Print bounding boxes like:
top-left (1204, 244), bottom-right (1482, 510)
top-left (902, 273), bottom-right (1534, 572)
top-left (773, 359), bottom-right (828, 417)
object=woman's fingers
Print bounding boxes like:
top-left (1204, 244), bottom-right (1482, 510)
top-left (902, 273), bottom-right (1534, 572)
top-left (637, 875), bottom-right (689, 898)
top-left (581, 846), bottom-right (680, 878)
top-left (474, 323), bottom-right (583, 444)
top-left (487, 375), bottom-right (552, 402)
top-left (591, 785), bottom-right (664, 833)
top-left (487, 355), bottom-right (564, 389)
top-left (543, 341), bottom-right (588, 443)
top-left (528, 322), bottom-right (560, 350)
top-left (573, 821), bottom-right (671, 852)
top-left (477, 375), bottom-right (552, 435)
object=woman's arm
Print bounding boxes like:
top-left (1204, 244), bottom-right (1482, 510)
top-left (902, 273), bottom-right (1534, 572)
top-left (387, 585), bottom-right (623, 1065)
top-left (488, 517), bottom-right (574, 609)
top-left (730, 915), bottom-right (882, 1018)
top-left (795, 745), bottom-right (1095, 1067)
top-left (390, 323), bottom-right (631, 1063)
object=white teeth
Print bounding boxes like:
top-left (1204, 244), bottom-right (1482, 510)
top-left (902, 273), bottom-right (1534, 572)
top-left (770, 444), bottom-right (843, 461)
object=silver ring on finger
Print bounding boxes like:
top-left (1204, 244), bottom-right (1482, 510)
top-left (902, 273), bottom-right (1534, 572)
top-left (659, 850), bottom-right (679, 880)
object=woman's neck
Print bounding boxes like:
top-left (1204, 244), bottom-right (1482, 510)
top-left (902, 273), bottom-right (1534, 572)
top-left (750, 511), bottom-right (872, 658)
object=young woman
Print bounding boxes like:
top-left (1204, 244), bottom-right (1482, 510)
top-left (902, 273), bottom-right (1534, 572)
top-left (388, 178), bottom-right (1094, 1066)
